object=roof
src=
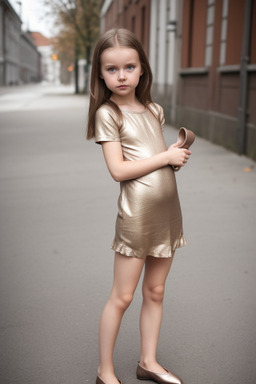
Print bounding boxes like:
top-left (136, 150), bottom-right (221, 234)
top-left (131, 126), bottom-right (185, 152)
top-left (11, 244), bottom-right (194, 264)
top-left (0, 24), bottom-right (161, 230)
top-left (30, 32), bottom-right (51, 47)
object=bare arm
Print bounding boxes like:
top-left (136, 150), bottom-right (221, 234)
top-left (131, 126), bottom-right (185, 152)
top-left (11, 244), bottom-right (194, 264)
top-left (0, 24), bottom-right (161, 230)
top-left (101, 141), bottom-right (191, 182)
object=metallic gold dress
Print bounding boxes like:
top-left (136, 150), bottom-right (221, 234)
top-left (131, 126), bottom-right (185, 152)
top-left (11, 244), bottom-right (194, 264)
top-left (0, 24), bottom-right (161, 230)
top-left (95, 103), bottom-right (186, 258)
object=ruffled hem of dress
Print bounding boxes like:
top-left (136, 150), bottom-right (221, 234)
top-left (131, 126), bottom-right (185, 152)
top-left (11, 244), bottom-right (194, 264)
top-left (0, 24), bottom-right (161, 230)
top-left (111, 235), bottom-right (187, 259)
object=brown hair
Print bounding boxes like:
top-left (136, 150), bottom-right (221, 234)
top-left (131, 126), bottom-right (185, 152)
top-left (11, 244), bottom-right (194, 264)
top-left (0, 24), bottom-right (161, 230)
top-left (86, 28), bottom-right (153, 140)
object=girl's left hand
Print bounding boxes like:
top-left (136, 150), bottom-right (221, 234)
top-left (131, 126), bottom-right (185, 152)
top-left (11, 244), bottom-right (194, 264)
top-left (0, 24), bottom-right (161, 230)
top-left (166, 144), bottom-right (191, 167)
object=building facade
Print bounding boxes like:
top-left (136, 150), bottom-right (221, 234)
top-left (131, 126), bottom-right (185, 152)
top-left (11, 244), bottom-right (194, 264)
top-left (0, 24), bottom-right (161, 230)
top-left (20, 32), bottom-right (41, 83)
top-left (149, 0), bottom-right (177, 118)
top-left (177, 0), bottom-right (256, 158)
top-left (100, 0), bottom-right (256, 160)
top-left (0, 0), bottom-right (41, 86)
top-left (101, 0), bottom-right (151, 55)
top-left (31, 32), bottom-right (60, 84)
top-left (0, 0), bottom-right (21, 85)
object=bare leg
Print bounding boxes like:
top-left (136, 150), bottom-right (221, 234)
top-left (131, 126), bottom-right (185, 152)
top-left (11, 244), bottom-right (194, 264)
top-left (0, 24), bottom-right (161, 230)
top-left (139, 255), bottom-right (174, 373)
top-left (98, 252), bottom-right (145, 384)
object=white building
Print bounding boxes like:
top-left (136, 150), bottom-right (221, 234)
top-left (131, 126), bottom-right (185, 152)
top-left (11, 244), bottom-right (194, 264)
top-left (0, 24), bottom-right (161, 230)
top-left (31, 32), bottom-right (60, 84)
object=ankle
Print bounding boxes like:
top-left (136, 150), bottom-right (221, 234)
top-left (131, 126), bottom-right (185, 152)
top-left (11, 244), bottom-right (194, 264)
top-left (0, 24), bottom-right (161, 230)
top-left (98, 365), bottom-right (115, 377)
top-left (139, 358), bottom-right (156, 369)
top-left (139, 359), bottom-right (166, 374)
top-left (97, 369), bottom-right (120, 384)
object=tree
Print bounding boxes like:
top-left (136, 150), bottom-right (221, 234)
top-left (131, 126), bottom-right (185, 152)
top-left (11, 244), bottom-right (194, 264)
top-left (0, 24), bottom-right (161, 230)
top-left (45, 0), bottom-right (102, 93)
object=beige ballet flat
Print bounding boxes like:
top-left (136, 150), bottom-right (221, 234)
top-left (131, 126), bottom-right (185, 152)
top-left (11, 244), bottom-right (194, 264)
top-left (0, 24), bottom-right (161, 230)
top-left (172, 127), bottom-right (195, 171)
top-left (136, 363), bottom-right (183, 384)
top-left (96, 375), bottom-right (123, 384)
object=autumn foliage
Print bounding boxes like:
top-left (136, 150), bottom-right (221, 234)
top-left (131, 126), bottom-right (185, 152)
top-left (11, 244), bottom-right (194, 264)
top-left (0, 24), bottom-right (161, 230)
top-left (45, 0), bottom-right (102, 92)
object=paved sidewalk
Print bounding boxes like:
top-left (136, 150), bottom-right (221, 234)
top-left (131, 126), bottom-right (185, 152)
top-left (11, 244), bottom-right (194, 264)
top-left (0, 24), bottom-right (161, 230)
top-left (0, 85), bottom-right (255, 384)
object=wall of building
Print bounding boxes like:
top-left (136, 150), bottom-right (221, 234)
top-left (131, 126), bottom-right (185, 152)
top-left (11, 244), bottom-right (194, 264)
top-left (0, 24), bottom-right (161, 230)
top-left (176, 0), bottom-right (256, 159)
top-left (20, 33), bottom-right (41, 83)
top-left (37, 45), bottom-right (56, 84)
top-left (1, 1), bottom-right (21, 85)
top-left (0, 0), bottom-right (41, 86)
top-left (101, 0), bottom-right (151, 55)
top-left (100, 0), bottom-right (256, 159)
top-left (149, 0), bottom-right (177, 121)
top-left (0, 6), bottom-right (4, 84)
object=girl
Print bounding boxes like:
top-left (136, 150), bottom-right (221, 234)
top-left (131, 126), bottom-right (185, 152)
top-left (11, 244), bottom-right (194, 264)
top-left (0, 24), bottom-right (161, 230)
top-left (87, 29), bottom-right (191, 384)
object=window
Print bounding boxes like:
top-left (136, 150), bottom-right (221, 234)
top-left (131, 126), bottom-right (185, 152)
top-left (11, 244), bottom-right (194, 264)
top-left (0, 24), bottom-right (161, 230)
top-left (205, 0), bottom-right (215, 66)
top-left (181, 0), bottom-right (208, 68)
top-left (219, 0), bottom-right (228, 65)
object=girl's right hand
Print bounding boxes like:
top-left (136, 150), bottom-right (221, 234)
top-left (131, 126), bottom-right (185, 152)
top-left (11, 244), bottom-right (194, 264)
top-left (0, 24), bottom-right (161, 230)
top-left (167, 144), bottom-right (191, 167)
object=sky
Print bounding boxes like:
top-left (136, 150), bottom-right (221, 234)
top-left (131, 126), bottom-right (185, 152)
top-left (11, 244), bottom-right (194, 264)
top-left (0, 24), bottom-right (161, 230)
top-left (10, 0), bottom-right (55, 37)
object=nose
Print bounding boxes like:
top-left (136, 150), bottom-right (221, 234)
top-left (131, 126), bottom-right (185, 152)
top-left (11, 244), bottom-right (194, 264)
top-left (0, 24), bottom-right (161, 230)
top-left (118, 69), bottom-right (126, 81)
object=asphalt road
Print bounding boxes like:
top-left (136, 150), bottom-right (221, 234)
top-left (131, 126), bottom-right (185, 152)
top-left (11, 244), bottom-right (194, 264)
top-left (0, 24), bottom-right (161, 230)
top-left (0, 84), bottom-right (255, 384)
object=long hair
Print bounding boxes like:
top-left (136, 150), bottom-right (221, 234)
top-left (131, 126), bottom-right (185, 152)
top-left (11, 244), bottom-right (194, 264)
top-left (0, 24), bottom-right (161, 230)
top-left (86, 28), bottom-right (153, 140)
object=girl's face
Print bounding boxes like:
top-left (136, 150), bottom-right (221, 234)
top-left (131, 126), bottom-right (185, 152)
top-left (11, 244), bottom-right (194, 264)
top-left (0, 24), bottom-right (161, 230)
top-left (100, 46), bottom-right (143, 102)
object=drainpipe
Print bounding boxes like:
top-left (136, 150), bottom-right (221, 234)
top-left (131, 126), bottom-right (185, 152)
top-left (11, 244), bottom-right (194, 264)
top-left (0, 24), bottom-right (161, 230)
top-left (237, 0), bottom-right (253, 155)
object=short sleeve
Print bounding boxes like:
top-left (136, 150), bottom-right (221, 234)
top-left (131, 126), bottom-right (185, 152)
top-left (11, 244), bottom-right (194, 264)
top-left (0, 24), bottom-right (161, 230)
top-left (148, 103), bottom-right (165, 132)
top-left (95, 105), bottom-right (120, 144)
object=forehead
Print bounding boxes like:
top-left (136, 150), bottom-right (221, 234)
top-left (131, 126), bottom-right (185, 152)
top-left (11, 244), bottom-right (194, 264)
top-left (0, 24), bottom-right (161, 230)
top-left (101, 46), bottom-right (140, 65)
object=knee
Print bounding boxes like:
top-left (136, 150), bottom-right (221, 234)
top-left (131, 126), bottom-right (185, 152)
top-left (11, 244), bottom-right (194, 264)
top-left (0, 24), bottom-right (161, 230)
top-left (112, 292), bottom-right (134, 311)
top-left (143, 284), bottom-right (165, 304)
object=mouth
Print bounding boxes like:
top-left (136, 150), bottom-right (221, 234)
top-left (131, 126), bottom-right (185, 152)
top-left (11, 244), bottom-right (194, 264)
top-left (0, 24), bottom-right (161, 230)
top-left (117, 85), bottom-right (128, 90)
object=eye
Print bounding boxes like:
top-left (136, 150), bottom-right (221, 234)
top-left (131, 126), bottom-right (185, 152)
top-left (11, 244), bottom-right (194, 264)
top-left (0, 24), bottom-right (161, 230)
top-left (107, 67), bottom-right (116, 73)
top-left (126, 65), bottom-right (135, 71)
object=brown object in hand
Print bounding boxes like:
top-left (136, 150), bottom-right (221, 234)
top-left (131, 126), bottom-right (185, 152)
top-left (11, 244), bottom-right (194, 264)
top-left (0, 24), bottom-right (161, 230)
top-left (172, 127), bottom-right (195, 171)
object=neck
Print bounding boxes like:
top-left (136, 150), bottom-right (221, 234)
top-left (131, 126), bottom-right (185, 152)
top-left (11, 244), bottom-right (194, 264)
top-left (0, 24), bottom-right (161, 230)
top-left (110, 94), bottom-right (141, 109)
